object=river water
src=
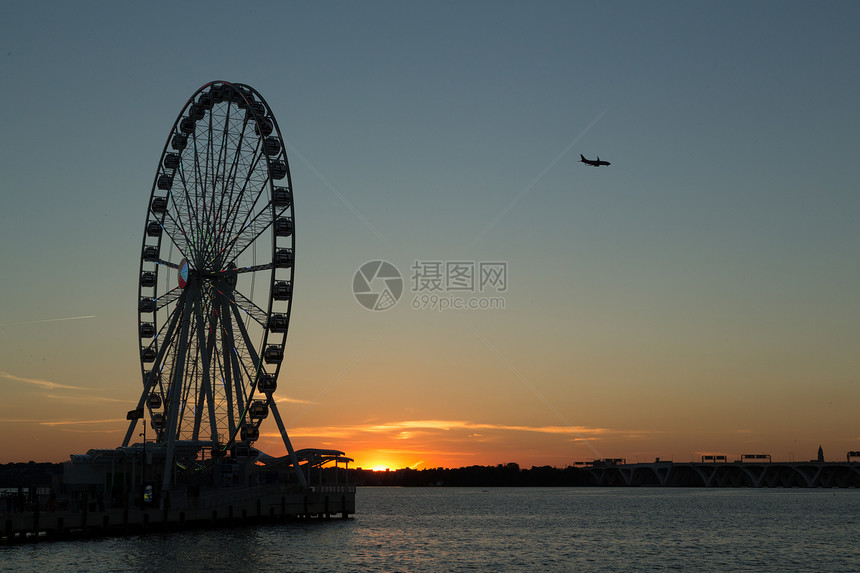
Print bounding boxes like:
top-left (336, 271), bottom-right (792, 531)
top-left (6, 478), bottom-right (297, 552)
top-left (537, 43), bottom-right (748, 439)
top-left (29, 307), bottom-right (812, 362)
top-left (2, 487), bottom-right (858, 571)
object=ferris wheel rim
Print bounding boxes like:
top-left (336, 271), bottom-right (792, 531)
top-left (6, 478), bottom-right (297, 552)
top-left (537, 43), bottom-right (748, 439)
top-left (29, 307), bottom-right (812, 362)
top-left (135, 81), bottom-right (295, 450)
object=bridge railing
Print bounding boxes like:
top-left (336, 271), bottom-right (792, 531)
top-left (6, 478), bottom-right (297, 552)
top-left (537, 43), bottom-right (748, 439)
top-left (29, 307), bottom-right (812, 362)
top-left (740, 454), bottom-right (771, 463)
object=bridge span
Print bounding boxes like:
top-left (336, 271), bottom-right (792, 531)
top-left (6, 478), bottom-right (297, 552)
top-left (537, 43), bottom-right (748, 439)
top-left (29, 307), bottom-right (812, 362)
top-left (578, 461), bottom-right (860, 488)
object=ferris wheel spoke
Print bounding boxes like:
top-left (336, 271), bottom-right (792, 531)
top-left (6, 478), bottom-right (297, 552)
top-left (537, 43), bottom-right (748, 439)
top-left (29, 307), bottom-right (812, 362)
top-left (203, 134), bottom-right (240, 260)
top-left (150, 257), bottom-right (181, 271)
top-left (213, 101), bottom-right (275, 260)
top-left (167, 166), bottom-right (204, 259)
top-left (218, 208), bottom-right (273, 264)
top-left (201, 128), bottom-right (227, 263)
top-left (213, 108), bottom-right (251, 240)
top-left (213, 157), bottom-right (268, 260)
top-left (228, 291), bottom-right (269, 328)
top-left (204, 263), bottom-right (275, 292)
top-left (177, 168), bottom-right (201, 249)
top-left (224, 149), bottom-right (268, 235)
top-left (224, 296), bottom-right (267, 435)
top-left (193, 108), bottom-right (224, 255)
top-left (207, 112), bottom-right (232, 256)
top-left (191, 120), bottom-right (208, 245)
top-left (156, 213), bottom-right (194, 263)
top-left (234, 262), bottom-right (274, 275)
top-left (140, 290), bottom-right (187, 380)
top-left (153, 286), bottom-right (184, 312)
top-left (228, 301), bottom-right (264, 398)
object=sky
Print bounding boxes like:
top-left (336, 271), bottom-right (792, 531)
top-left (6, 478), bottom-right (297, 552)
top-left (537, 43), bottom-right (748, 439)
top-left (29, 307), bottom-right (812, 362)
top-left (1, 1), bottom-right (859, 469)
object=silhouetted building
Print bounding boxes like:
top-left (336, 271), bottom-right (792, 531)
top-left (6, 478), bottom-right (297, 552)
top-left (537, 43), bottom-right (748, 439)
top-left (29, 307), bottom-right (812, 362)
top-left (818, 445), bottom-right (824, 463)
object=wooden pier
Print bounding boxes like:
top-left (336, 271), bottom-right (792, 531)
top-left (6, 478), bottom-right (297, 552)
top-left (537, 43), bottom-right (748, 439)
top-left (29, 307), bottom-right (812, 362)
top-left (1, 444), bottom-right (356, 544)
top-left (2, 484), bottom-right (355, 543)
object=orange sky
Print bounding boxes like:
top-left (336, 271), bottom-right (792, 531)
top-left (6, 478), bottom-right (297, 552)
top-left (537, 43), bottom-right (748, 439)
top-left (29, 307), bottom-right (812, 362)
top-left (1, 345), bottom-right (855, 469)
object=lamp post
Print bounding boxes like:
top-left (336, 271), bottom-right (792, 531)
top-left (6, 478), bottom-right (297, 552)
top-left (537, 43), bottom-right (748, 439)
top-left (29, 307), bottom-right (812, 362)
top-left (139, 425), bottom-right (147, 483)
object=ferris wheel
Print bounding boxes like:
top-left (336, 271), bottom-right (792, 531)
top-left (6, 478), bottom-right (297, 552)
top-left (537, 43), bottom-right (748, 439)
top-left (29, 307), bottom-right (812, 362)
top-left (121, 81), bottom-right (301, 480)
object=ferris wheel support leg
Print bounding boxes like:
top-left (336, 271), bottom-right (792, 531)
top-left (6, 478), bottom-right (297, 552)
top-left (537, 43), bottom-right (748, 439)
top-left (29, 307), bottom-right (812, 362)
top-left (268, 400), bottom-right (308, 489)
top-left (192, 297), bottom-right (219, 444)
top-left (162, 295), bottom-right (194, 493)
top-left (121, 418), bottom-right (140, 448)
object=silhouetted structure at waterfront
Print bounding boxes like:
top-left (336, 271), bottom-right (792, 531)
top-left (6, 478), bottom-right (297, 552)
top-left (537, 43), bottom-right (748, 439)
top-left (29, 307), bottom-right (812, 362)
top-left (350, 456), bottom-right (860, 488)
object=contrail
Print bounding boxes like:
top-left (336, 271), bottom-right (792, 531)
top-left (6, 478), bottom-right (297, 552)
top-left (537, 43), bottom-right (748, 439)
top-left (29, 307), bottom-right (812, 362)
top-left (471, 108), bottom-right (608, 246)
top-left (0, 315), bottom-right (96, 326)
top-left (0, 371), bottom-right (84, 390)
top-left (282, 139), bottom-right (390, 247)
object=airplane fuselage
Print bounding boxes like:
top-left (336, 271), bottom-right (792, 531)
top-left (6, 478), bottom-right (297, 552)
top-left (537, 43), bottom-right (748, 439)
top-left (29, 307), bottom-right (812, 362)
top-left (580, 154), bottom-right (610, 167)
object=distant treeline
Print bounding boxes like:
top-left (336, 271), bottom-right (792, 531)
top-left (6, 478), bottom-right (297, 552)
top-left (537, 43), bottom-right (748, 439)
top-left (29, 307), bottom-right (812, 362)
top-left (0, 462), bottom-right (586, 489)
top-left (349, 463), bottom-right (589, 487)
top-left (0, 462), bottom-right (60, 488)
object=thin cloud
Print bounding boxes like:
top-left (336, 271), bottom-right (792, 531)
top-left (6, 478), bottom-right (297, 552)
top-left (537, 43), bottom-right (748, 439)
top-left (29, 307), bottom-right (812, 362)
top-left (275, 396), bottom-right (316, 405)
top-left (0, 417), bottom-right (125, 428)
top-left (287, 327), bottom-right (390, 427)
top-left (468, 327), bottom-right (602, 457)
top-left (366, 420), bottom-right (614, 436)
top-left (0, 315), bottom-right (96, 326)
top-left (373, 447), bottom-right (476, 457)
top-left (0, 371), bottom-right (84, 390)
top-left (286, 419), bottom-right (615, 439)
top-left (39, 419), bottom-right (124, 427)
top-left (282, 427), bottom-right (356, 439)
top-left (44, 394), bottom-right (127, 403)
top-left (60, 428), bottom-right (124, 434)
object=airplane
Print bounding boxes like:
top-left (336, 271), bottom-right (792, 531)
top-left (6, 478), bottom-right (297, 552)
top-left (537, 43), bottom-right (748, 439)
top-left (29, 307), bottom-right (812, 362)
top-left (580, 154), bottom-right (611, 167)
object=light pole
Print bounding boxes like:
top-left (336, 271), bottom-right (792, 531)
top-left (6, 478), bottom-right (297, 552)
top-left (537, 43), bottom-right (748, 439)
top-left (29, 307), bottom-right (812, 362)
top-left (139, 425), bottom-right (147, 482)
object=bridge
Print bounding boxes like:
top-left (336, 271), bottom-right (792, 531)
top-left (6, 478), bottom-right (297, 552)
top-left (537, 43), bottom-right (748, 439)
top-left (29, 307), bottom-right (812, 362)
top-left (577, 459), bottom-right (860, 488)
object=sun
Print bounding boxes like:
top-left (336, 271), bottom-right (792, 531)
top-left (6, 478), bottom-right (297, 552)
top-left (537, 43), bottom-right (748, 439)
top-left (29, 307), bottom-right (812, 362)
top-left (353, 450), bottom-right (401, 471)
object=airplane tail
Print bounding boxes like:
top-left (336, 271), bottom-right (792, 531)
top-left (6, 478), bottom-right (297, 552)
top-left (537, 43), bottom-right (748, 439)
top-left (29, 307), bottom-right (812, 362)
top-left (580, 154), bottom-right (586, 161)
